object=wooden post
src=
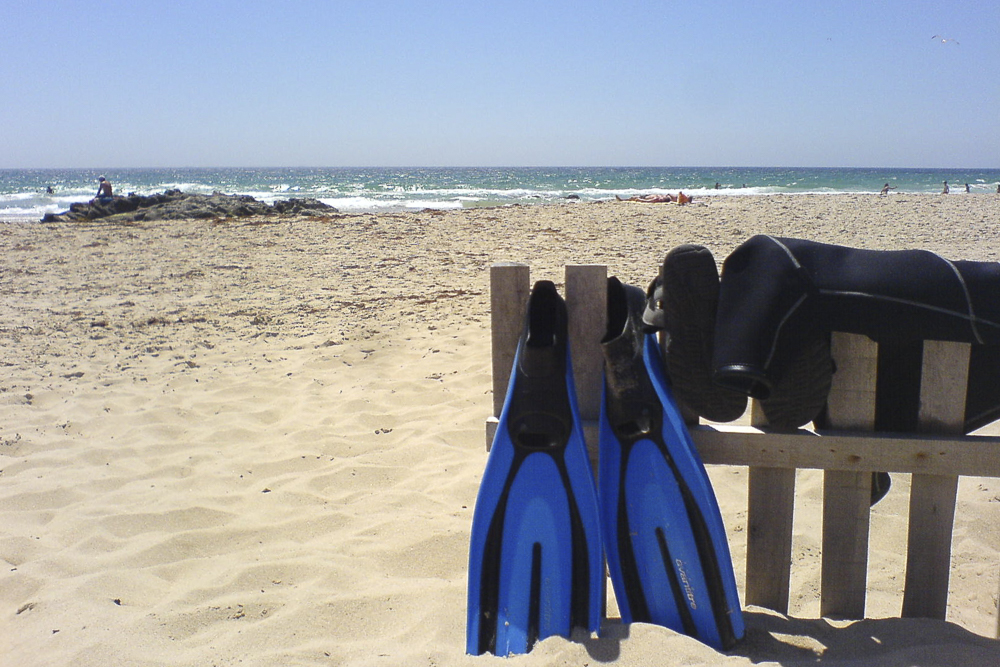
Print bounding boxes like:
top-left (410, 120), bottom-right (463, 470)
top-left (565, 265), bottom-right (607, 463)
top-left (564, 265), bottom-right (608, 616)
top-left (821, 333), bottom-right (878, 619)
top-left (745, 467), bottom-right (796, 613)
top-left (744, 400), bottom-right (796, 613)
top-left (487, 263), bottom-right (530, 449)
top-left (901, 341), bottom-right (969, 620)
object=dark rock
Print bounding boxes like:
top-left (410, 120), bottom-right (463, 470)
top-left (272, 198), bottom-right (334, 215)
top-left (41, 191), bottom-right (339, 223)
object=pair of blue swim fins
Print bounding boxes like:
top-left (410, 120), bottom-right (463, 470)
top-left (467, 278), bottom-right (745, 656)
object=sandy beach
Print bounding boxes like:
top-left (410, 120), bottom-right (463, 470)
top-left (3, 193), bottom-right (1000, 666)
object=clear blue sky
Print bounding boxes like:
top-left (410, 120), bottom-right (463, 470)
top-left (3, 0), bottom-right (997, 168)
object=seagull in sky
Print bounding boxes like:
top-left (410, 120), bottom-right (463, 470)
top-left (931, 35), bottom-right (959, 45)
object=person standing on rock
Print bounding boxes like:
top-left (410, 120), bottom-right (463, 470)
top-left (95, 176), bottom-right (114, 203)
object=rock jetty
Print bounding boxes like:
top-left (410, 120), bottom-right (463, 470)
top-left (42, 190), bottom-right (340, 223)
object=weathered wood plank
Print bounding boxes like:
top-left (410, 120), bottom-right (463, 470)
top-left (743, 400), bottom-right (796, 612)
top-left (821, 333), bottom-right (878, 619)
top-left (745, 465), bottom-right (796, 613)
top-left (821, 470), bottom-right (872, 619)
top-left (690, 426), bottom-right (1000, 477)
top-left (825, 333), bottom-right (878, 429)
top-left (565, 265), bottom-right (607, 424)
top-left (489, 263), bottom-right (530, 418)
top-left (564, 265), bottom-right (608, 615)
top-left (902, 341), bottom-right (969, 620)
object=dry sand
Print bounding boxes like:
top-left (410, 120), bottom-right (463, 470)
top-left (2, 193), bottom-right (1000, 665)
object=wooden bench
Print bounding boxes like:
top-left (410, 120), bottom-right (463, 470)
top-left (486, 262), bottom-right (1000, 635)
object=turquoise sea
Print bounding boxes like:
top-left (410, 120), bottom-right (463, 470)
top-left (2, 167), bottom-right (999, 222)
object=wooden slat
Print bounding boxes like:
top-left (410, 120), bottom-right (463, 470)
top-left (691, 426), bottom-right (1000, 477)
top-left (745, 466), bottom-right (795, 613)
top-left (917, 341), bottom-right (971, 432)
top-left (565, 265), bottom-right (607, 468)
top-left (744, 400), bottom-right (796, 613)
top-left (563, 265), bottom-right (608, 615)
top-left (825, 333), bottom-right (879, 429)
top-left (821, 333), bottom-right (879, 620)
top-left (489, 263), bottom-right (530, 418)
top-left (565, 265), bottom-right (607, 425)
top-left (486, 263), bottom-right (530, 450)
top-left (821, 470), bottom-right (872, 618)
top-left (902, 341), bottom-right (969, 620)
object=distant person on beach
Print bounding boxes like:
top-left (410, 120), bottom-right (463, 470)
top-left (880, 183), bottom-right (896, 196)
top-left (95, 176), bottom-right (113, 203)
top-left (997, 184), bottom-right (999, 194)
top-left (965, 183), bottom-right (971, 193)
top-left (615, 192), bottom-right (694, 204)
top-left (616, 193), bottom-right (675, 203)
top-left (942, 181), bottom-right (950, 194)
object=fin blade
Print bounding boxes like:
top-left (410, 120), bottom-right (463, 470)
top-left (600, 277), bottom-right (745, 651)
top-left (644, 334), bottom-right (747, 648)
top-left (467, 281), bottom-right (602, 656)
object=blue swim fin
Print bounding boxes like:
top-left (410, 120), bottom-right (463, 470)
top-left (467, 280), bottom-right (603, 656)
top-left (599, 277), bottom-right (745, 650)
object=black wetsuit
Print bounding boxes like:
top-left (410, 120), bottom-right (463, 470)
top-left (712, 235), bottom-right (1000, 432)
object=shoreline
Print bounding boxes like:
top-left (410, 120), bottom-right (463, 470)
top-left (3, 194), bottom-right (1000, 665)
top-left (4, 175), bottom-right (999, 223)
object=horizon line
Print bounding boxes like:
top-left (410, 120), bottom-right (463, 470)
top-left (4, 165), bottom-right (1000, 172)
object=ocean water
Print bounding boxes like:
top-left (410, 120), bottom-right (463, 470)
top-left (2, 167), bottom-right (999, 222)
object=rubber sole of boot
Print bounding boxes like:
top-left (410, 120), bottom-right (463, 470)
top-left (658, 244), bottom-right (748, 423)
top-left (759, 329), bottom-right (834, 429)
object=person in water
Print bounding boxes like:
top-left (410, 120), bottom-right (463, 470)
top-left (95, 176), bottom-right (113, 203)
top-left (880, 183), bottom-right (896, 196)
